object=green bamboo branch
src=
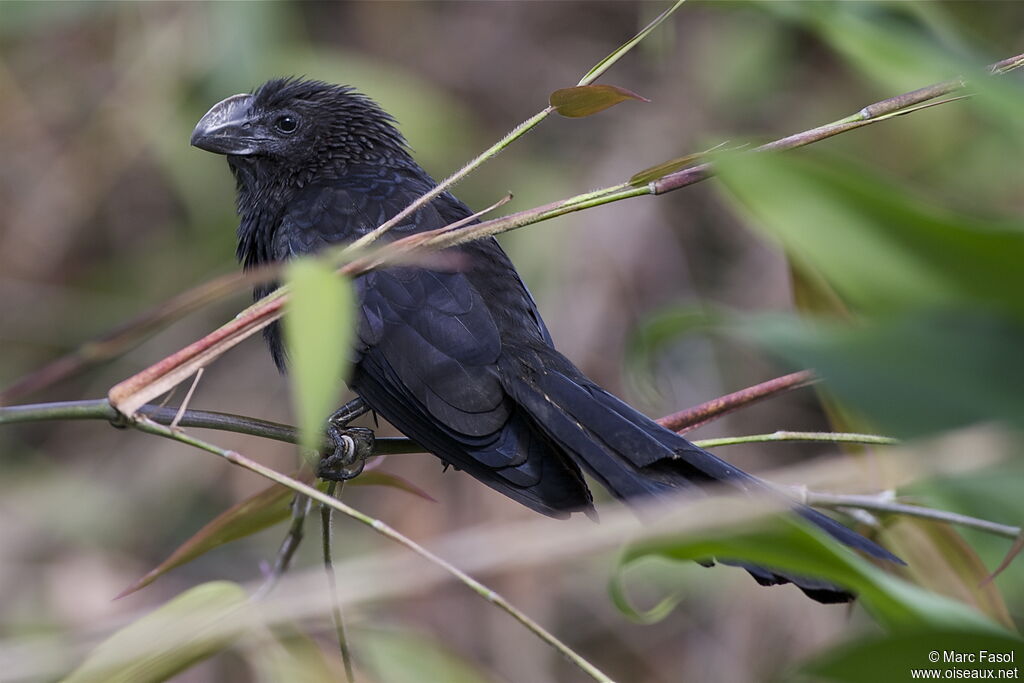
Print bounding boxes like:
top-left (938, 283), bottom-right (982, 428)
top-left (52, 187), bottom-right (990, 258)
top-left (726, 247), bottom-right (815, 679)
top-left (345, 0), bottom-right (685, 252)
top-left (5, 398), bottom-right (1019, 545)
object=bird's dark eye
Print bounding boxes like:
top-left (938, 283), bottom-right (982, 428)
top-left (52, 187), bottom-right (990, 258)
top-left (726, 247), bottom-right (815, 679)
top-left (274, 115), bottom-right (298, 134)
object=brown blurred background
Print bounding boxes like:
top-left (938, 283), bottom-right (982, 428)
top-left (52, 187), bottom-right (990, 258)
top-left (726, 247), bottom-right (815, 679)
top-left (1, 2), bottom-right (1021, 681)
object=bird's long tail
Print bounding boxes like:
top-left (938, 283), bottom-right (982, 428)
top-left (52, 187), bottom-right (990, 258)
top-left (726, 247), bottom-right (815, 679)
top-left (501, 347), bottom-right (902, 603)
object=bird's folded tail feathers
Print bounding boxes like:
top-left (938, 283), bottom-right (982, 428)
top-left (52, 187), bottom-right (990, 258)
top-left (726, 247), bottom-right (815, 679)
top-left (501, 349), bottom-right (902, 603)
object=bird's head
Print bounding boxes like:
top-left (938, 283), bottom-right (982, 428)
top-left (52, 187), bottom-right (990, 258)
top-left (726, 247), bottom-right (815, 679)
top-left (191, 78), bottom-right (409, 174)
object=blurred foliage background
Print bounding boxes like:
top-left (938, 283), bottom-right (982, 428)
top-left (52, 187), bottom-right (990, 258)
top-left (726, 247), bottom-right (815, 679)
top-left (1, 2), bottom-right (1022, 682)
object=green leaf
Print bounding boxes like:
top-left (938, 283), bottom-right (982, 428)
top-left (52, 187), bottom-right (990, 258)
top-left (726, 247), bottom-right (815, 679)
top-left (614, 511), bottom-right (1011, 634)
top-left (64, 581), bottom-right (248, 683)
top-left (629, 153), bottom-right (705, 186)
top-left (799, 629), bottom-right (1023, 683)
top-left (609, 556), bottom-right (684, 624)
top-left (117, 481), bottom-right (295, 599)
top-left (550, 84), bottom-right (649, 118)
top-left (359, 629), bottom-right (489, 683)
top-left (119, 467), bottom-right (434, 597)
top-left (252, 626), bottom-right (343, 682)
top-left (284, 258), bottom-right (355, 454)
top-left (881, 518), bottom-right (1014, 629)
top-left (715, 151), bottom-right (1024, 320)
top-left (740, 311), bottom-right (1024, 437)
top-left (577, 0), bottom-right (686, 86)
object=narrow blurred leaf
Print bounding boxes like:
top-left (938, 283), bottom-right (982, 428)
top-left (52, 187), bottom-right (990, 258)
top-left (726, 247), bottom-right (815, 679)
top-left (577, 0), bottom-right (686, 86)
top-left (798, 3), bottom-right (960, 92)
top-left (716, 152), bottom-right (1024, 319)
top-left (550, 84), bottom-right (649, 118)
top-left (800, 629), bottom-right (1023, 683)
top-left (65, 582), bottom-right (248, 683)
top-left (120, 465), bottom-right (433, 597)
top-left (118, 481), bottom-right (295, 598)
top-left (984, 530), bottom-right (1024, 587)
top-left (253, 626), bottom-right (343, 683)
top-left (787, 261), bottom-right (876, 437)
top-left (360, 629), bottom-right (489, 683)
top-left (348, 471), bottom-right (437, 503)
top-left (284, 259), bottom-right (355, 454)
top-left (789, 261), bottom-right (851, 320)
top-left (615, 511), bottom-right (1010, 634)
top-left (882, 518), bottom-right (1013, 629)
top-left (629, 153), bottom-right (703, 186)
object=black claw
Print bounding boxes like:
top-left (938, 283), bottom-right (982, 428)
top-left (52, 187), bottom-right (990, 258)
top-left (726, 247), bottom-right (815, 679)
top-left (318, 425), bottom-right (375, 481)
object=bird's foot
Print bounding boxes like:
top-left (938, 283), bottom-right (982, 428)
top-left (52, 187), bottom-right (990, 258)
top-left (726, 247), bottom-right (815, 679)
top-left (317, 399), bottom-right (374, 480)
top-left (318, 425), bottom-right (375, 480)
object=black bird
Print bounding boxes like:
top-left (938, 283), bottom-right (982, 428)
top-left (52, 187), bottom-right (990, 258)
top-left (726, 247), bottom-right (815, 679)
top-left (191, 78), bottom-right (901, 602)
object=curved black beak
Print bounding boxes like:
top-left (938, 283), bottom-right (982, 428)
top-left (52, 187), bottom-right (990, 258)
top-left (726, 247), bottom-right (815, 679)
top-left (191, 93), bottom-right (258, 155)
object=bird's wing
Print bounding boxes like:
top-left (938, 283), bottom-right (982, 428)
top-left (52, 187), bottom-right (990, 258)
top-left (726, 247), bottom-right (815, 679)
top-left (272, 171), bottom-right (592, 516)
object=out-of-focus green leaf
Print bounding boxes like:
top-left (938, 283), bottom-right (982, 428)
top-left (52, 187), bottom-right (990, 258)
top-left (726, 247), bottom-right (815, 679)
top-left (253, 627), bottom-right (343, 683)
top-left (117, 481), bottom-right (294, 599)
top-left (624, 304), bottom-right (717, 406)
top-left (65, 581), bottom-right (248, 683)
top-left (716, 152), bottom-right (1024, 320)
top-left (787, 261), bottom-right (874, 437)
top-left (789, 261), bottom-right (851, 320)
top-left (907, 464), bottom-right (1024, 604)
top-left (985, 531), bottom-right (1024, 588)
top-left (609, 557), bottom-right (684, 624)
top-left (882, 518), bottom-right (1013, 629)
top-left (799, 629), bottom-right (1023, 683)
top-left (360, 629), bottom-right (490, 683)
top-left (284, 259), bottom-right (355, 454)
top-left (741, 311), bottom-right (1024, 437)
top-left (613, 512), bottom-right (1011, 635)
top-left (550, 84), bottom-right (649, 118)
top-left (627, 306), bottom-right (715, 371)
top-left (797, 3), bottom-right (965, 92)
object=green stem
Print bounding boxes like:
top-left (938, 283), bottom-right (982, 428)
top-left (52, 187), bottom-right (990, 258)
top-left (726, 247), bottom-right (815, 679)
top-left (695, 431), bottom-right (899, 449)
top-left (346, 107), bottom-right (554, 252)
top-left (804, 491), bottom-right (1020, 540)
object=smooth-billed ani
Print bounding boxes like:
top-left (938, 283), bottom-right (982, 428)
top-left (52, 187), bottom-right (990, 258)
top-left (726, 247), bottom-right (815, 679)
top-left (191, 78), bottom-right (901, 602)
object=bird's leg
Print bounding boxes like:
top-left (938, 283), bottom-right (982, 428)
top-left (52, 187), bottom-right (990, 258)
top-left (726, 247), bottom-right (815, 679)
top-left (317, 397), bottom-right (375, 481)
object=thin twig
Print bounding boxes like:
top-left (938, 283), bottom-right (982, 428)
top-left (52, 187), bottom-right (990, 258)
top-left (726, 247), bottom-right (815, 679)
top-left (321, 482), bottom-right (355, 683)
top-left (6, 397), bottom-right (1016, 545)
top-left (0, 368), bottom-right (827, 455)
top-left (799, 490), bottom-right (1021, 540)
top-left (253, 494), bottom-right (310, 601)
top-left (170, 368), bottom-right (204, 431)
top-left (657, 370), bottom-right (817, 433)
